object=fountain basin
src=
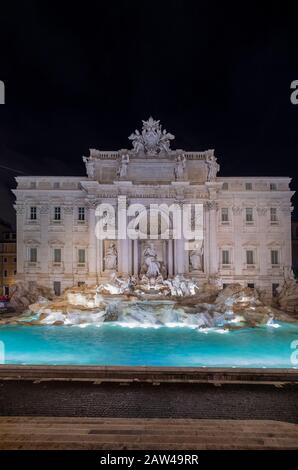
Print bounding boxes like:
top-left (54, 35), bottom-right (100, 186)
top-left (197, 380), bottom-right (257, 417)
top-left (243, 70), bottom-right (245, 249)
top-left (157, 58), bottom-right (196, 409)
top-left (0, 321), bottom-right (297, 368)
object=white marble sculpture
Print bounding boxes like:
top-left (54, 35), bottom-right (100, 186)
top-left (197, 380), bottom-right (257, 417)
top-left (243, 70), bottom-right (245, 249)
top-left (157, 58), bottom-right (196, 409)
top-left (174, 154), bottom-right (186, 180)
top-left (143, 243), bottom-right (161, 278)
top-left (104, 243), bottom-right (117, 270)
top-left (206, 154), bottom-right (220, 181)
top-left (189, 243), bottom-right (203, 271)
top-left (129, 117), bottom-right (174, 155)
top-left (117, 154), bottom-right (129, 179)
top-left (82, 156), bottom-right (95, 179)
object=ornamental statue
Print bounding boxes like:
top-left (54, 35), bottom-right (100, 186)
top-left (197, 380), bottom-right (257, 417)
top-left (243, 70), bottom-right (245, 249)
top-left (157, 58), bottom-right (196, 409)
top-left (83, 155), bottom-right (95, 179)
top-left (174, 154), bottom-right (186, 180)
top-left (142, 243), bottom-right (161, 278)
top-left (104, 242), bottom-right (118, 270)
top-left (128, 117), bottom-right (175, 155)
top-left (189, 243), bottom-right (204, 271)
top-left (206, 152), bottom-right (220, 182)
top-left (117, 154), bottom-right (130, 179)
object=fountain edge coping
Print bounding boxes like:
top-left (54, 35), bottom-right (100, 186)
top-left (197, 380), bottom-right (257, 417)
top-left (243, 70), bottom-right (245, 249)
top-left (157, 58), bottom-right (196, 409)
top-left (0, 365), bottom-right (297, 385)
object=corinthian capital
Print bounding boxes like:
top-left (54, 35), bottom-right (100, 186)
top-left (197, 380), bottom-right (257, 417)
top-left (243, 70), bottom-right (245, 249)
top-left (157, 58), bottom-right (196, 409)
top-left (14, 204), bottom-right (24, 214)
top-left (86, 199), bottom-right (101, 210)
top-left (232, 206), bottom-right (242, 216)
top-left (63, 206), bottom-right (74, 215)
top-left (205, 201), bottom-right (218, 211)
top-left (40, 205), bottom-right (50, 214)
top-left (256, 207), bottom-right (268, 216)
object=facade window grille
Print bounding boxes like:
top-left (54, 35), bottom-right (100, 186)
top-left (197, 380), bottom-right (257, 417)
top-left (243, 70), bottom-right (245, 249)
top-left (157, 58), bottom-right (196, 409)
top-left (271, 250), bottom-right (279, 265)
top-left (270, 208), bottom-right (277, 222)
top-left (222, 250), bottom-right (230, 265)
top-left (221, 208), bottom-right (229, 222)
top-left (29, 248), bottom-right (37, 263)
top-left (246, 250), bottom-right (254, 265)
top-left (54, 207), bottom-right (61, 221)
top-left (246, 208), bottom-right (253, 222)
top-left (78, 207), bottom-right (85, 221)
top-left (78, 249), bottom-right (86, 264)
top-left (54, 248), bottom-right (61, 263)
top-left (30, 206), bottom-right (37, 220)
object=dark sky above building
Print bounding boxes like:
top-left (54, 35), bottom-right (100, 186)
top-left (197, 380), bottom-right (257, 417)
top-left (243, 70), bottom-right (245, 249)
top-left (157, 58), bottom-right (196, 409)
top-left (0, 1), bottom-right (297, 226)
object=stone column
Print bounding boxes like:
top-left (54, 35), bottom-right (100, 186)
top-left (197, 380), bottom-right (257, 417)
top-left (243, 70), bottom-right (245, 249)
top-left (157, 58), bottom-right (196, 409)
top-left (39, 204), bottom-right (50, 281)
top-left (167, 239), bottom-right (173, 277)
top-left (98, 239), bottom-right (103, 276)
top-left (118, 239), bottom-right (131, 275)
top-left (233, 206), bottom-right (244, 276)
top-left (207, 200), bottom-right (218, 276)
top-left (281, 204), bottom-right (293, 274)
top-left (63, 206), bottom-right (75, 287)
top-left (88, 203), bottom-right (97, 283)
top-left (203, 204), bottom-right (210, 275)
top-left (133, 239), bottom-right (139, 276)
top-left (117, 196), bottom-right (131, 275)
top-left (14, 204), bottom-right (25, 279)
top-left (205, 182), bottom-right (221, 278)
top-left (256, 206), bottom-right (268, 277)
top-left (174, 238), bottom-right (185, 275)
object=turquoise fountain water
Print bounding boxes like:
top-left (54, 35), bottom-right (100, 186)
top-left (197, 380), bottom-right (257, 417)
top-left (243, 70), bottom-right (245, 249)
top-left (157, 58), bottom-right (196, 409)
top-left (0, 321), bottom-right (298, 368)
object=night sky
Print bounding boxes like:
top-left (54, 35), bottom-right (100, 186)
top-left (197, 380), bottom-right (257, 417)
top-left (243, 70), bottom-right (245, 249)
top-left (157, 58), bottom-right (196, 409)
top-left (0, 1), bottom-right (297, 227)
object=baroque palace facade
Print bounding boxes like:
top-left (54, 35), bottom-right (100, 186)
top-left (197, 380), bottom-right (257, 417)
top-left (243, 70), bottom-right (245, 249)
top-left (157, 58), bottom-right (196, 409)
top-left (13, 118), bottom-right (294, 298)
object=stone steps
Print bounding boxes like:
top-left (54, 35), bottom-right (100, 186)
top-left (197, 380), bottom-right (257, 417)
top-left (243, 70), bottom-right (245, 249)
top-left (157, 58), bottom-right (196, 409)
top-left (0, 417), bottom-right (297, 450)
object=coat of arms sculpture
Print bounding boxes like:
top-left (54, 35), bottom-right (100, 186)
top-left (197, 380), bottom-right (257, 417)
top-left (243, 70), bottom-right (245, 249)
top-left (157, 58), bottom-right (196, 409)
top-left (128, 117), bottom-right (175, 155)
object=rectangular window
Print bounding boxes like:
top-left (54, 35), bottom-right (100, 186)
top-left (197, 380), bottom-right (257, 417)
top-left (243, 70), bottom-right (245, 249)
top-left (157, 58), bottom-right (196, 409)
top-left (272, 283), bottom-right (279, 297)
top-left (245, 182), bottom-right (252, 190)
top-left (246, 250), bottom-right (254, 265)
top-left (54, 207), bottom-right (61, 221)
top-left (221, 208), bottom-right (229, 222)
top-left (30, 206), bottom-right (37, 220)
top-left (4, 270), bottom-right (7, 277)
top-left (30, 182), bottom-right (36, 189)
top-left (222, 250), bottom-right (230, 265)
top-left (78, 207), bottom-right (85, 221)
top-left (271, 250), bottom-right (279, 265)
top-left (53, 182), bottom-right (60, 189)
top-left (29, 248), bottom-right (37, 263)
top-left (246, 208), bottom-right (253, 222)
top-left (78, 249), bottom-right (86, 264)
top-left (53, 281), bottom-right (61, 296)
top-left (248, 283), bottom-right (255, 289)
top-left (270, 183), bottom-right (277, 191)
top-left (222, 182), bottom-right (229, 190)
top-left (54, 248), bottom-right (61, 263)
top-left (270, 208), bottom-right (277, 222)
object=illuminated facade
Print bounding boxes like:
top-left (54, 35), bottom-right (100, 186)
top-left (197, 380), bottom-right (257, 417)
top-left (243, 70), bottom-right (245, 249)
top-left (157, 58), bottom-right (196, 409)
top-left (13, 118), bottom-right (294, 298)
